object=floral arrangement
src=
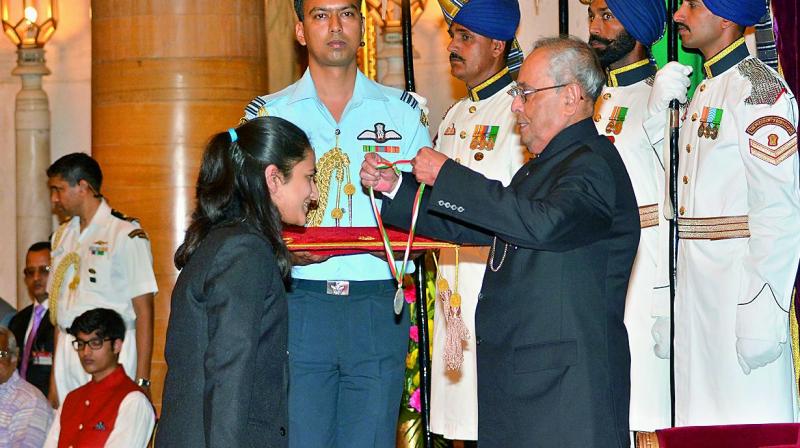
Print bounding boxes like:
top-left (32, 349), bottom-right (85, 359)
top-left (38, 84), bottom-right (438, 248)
top-left (397, 253), bottom-right (447, 447)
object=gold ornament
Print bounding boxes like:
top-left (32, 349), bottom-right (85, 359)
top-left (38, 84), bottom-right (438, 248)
top-left (343, 183), bottom-right (356, 196)
top-left (331, 208), bottom-right (344, 220)
top-left (436, 278), bottom-right (450, 292)
top-left (449, 292), bottom-right (462, 308)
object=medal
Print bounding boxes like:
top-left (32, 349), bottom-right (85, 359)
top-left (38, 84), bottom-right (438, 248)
top-left (393, 288), bottom-right (404, 315)
top-left (369, 159), bottom-right (425, 315)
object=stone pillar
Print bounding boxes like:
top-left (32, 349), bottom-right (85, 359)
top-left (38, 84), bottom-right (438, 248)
top-left (14, 47), bottom-right (52, 309)
top-left (91, 0), bottom-right (268, 412)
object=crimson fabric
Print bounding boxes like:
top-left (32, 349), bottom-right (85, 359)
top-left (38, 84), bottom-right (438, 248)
top-left (283, 225), bottom-right (457, 256)
top-left (58, 366), bottom-right (143, 448)
top-left (656, 424), bottom-right (800, 448)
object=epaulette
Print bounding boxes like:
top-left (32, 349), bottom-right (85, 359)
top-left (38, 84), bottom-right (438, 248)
top-left (244, 96), bottom-right (270, 120)
top-left (738, 58), bottom-right (786, 106)
top-left (400, 91), bottom-right (419, 110)
top-left (128, 229), bottom-right (149, 241)
top-left (111, 208), bottom-right (140, 224)
top-left (645, 74), bottom-right (655, 87)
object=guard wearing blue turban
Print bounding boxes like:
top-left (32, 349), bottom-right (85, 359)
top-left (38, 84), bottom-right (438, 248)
top-left (438, 0), bottom-right (523, 71)
top-left (605, 0), bottom-right (666, 47)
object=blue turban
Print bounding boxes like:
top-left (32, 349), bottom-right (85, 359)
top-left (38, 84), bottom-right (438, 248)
top-left (441, 0), bottom-right (520, 41)
top-left (606, 0), bottom-right (666, 47)
top-left (704, 0), bottom-right (766, 26)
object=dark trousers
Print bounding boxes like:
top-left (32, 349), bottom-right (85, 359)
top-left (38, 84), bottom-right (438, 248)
top-left (288, 280), bottom-right (410, 448)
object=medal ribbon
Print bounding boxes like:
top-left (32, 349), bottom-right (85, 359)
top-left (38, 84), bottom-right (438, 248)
top-left (368, 160), bottom-right (424, 287)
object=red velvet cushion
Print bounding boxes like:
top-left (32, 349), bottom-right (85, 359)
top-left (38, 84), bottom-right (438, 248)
top-left (282, 225), bottom-right (457, 256)
top-left (656, 424), bottom-right (800, 448)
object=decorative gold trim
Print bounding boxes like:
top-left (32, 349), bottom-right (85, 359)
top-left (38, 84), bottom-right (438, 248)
top-left (358, 1), bottom-right (377, 80)
top-left (607, 59), bottom-right (650, 88)
top-left (704, 37), bottom-right (746, 78)
top-left (678, 215), bottom-right (750, 240)
top-left (638, 203), bottom-right (659, 229)
top-left (48, 252), bottom-right (80, 326)
top-left (469, 67), bottom-right (509, 102)
top-left (308, 146), bottom-right (351, 227)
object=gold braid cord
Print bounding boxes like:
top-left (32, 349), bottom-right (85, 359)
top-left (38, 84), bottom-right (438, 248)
top-left (48, 252), bottom-right (80, 326)
top-left (48, 223), bottom-right (73, 326)
top-left (307, 147), bottom-right (351, 227)
top-left (790, 288), bottom-right (800, 402)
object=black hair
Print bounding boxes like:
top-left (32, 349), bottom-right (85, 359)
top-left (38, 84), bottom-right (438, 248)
top-left (68, 308), bottom-right (126, 342)
top-left (46, 153), bottom-right (103, 195)
top-left (294, 0), bottom-right (304, 20)
top-left (174, 116), bottom-right (312, 286)
top-left (28, 241), bottom-right (51, 253)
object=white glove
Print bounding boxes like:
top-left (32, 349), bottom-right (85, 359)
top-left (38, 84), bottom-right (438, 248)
top-left (736, 338), bottom-right (783, 375)
top-left (651, 316), bottom-right (671, 359)
top-left (646, 62), bottom-right (693, 118)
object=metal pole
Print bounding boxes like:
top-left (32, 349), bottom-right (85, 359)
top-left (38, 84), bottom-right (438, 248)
top-left (559, 0), bottom-right (569, 35)
top-left (667, 0), bottom-right (680, 429)
top-left (414, 256), bottom-right (432, 448)
top-left (401, 0), bottom-right (416, 92)
top-left (400, 0), bottom-right (430, 444)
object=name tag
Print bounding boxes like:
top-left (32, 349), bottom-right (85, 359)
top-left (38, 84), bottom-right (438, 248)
top-left (33, 351), bottom-right (53, 366)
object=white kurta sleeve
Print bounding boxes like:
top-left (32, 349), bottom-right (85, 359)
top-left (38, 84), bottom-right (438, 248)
top-left (104, 392), bottom-right (155, 448)
top-left (42, 405), bottom-right (62, 448)
top-left (734, 88), bottom-right (800, 343)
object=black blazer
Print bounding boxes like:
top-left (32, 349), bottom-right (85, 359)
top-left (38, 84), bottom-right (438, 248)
top-left (156, 223), bottom-right (288, 448)
top-left (9, 304), bottom-right (55, 397)
top-left (383, 119), bottom-right (640, 447)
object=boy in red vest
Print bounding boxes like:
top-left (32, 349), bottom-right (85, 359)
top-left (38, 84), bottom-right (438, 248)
top-left (43, 308), bottom-right (154, 447)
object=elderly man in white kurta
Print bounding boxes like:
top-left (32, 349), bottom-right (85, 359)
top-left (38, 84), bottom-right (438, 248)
top-left (646, 0), bottom-right (800, 425)
top-left (589, 0), bottom-right (671, 436)
top-left (429, 0), bottom-right (524, 441)
top-left (46, 153), bottom-right (157, 404)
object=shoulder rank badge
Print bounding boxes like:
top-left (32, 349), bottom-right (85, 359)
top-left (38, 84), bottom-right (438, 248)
top-left (128, 229), bottom-right (149, 240)
top-left (470, 125), bottom-right (499, 150)
top-left (746, 114), bottom-right (798, 165)
top-left (605, 106), bottom-right (628, 135)
top-left (400, 91), bottom-right (419, 110)
top-left (698, 106), bottom-right (724, 139)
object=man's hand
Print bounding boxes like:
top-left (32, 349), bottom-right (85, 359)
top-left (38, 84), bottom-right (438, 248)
top-left (360, 152), bottom-right (400, 193)
top-left (291, 251), bottom-right (331, 266)
top-left (651, 316), bottom-right (670, 359)
top-left (736, 337), bottom-right (783, 375)
top-left (411, 147), bottom-right (448, 186)
top-left (647, 61), bottom-right (692, 118)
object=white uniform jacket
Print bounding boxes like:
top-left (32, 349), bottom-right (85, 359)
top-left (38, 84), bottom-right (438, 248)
top-left (595, 59), bottom-right (671, 432)
top-left (650, 38), bottom-right (800, 425)
top-left (48, 200), bottom-right (158, 401)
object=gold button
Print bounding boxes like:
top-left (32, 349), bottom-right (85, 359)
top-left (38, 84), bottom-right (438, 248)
top-left (459, 131), bottom-right (467, 139)
top-left (85, 400), bottom-right (90, 406)
top-left (679, 206), bottom-right (685, 216)
top-left (79, 424), bottom-right (83, 430)
top-left (469, 106), bottom-right (477, 113)
top-left (686, 144), bottom-right (691, 153)
top-left (699, 84), bottom-right (706, 92)
top-left (455, 158), bottom-right (461, 164)
top-left (593, 113), bottom-right (601, 122)
top-left (603, 93), bottom-right (611, 100)
top-left (691, 113), bottom-right (698, 121)
top-left (683, 176), bottom-right (689, 184)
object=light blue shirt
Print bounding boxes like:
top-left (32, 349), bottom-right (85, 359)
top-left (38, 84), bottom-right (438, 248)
top-left (245, 69), bottom-right (431, 281)
top-left (0, 371), bottom-right (53, 448)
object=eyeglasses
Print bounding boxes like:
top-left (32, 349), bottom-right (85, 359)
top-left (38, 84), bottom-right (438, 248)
top-left (23, 265), bottom-right (50, 277)
top-left (0, 350), bottom-right (13, 360)
top-left (507, 84), bottom-right (568, 103)
top-left (72, 337), bottom-right (112, 351)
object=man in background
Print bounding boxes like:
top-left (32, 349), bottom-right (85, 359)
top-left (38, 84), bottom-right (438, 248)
top-left (10, 241), bottom-right (56, 402)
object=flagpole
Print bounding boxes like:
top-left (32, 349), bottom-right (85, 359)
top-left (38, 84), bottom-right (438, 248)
top-left (667, 0), bottom-right (680, 429)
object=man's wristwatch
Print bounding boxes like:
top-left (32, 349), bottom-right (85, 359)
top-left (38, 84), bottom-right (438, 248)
top-left (136, 378), bottom-right (151, 388)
